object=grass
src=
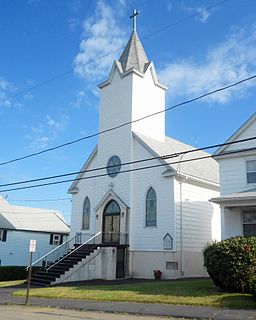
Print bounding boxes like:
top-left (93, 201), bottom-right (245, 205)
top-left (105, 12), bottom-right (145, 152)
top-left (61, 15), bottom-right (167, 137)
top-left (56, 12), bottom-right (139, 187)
top-left (0, 280), bottom-right (25, 288)
top-left (13, 279), bottom-right (256, 309)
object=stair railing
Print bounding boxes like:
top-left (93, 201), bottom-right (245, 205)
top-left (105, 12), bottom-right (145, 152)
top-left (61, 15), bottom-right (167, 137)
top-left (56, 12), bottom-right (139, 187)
top-left (27, 233), bottom-right (93, 270)
top-left (46, 231), bottom-right (102, 271)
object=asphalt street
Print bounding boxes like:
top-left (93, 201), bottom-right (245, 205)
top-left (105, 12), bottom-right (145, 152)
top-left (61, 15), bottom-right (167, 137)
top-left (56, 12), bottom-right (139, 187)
top-left (0, 305), bottom-right (179, 320)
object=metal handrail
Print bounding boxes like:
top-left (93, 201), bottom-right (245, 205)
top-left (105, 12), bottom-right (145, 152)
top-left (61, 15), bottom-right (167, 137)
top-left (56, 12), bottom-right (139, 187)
top-left (47, 231), bottom-right (102, 271)
top-left (27, 235), bottom-right (76, 271)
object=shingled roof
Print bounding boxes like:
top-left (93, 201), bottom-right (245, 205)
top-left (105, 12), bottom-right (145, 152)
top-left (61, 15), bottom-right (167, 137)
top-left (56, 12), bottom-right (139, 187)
top-left (119, 30), bottom-right (149, 74)
top-left (0, 197), bottom-right (70, 233)
top-left (134, 133), bottom-right (219, 185)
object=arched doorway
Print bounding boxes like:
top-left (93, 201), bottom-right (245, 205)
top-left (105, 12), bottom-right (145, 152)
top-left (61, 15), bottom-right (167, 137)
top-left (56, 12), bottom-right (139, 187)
top-left (102, 200), bottom-right (120, 243)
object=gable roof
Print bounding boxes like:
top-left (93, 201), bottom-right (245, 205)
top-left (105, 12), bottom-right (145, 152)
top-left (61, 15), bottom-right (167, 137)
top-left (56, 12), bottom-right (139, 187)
top-left (119, 30), bottom-right (149, 74)
top-left (213, 112), bottom-right (256, 156)
top-left (0, 197), bottom-right (69, 233)
top-left (94, 189), bottom-right (129, 212)
top-left (134, 132), bottom-right (219, 185)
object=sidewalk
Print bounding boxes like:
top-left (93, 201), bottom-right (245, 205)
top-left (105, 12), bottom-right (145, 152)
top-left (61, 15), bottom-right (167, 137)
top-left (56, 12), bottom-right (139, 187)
top-left (0, 285), bottom-right (255, 320)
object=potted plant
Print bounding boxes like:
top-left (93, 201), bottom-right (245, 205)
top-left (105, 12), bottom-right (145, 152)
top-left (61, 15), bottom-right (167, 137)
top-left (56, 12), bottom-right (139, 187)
top-left (153, 269), bottom-right (162, 280)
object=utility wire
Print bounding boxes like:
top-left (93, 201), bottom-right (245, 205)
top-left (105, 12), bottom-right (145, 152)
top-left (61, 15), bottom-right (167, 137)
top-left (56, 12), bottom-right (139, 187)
top-left (1, 73), bottom-right (255, 167)
top-left (0, 135), bottom-right (255, 188)
top-left (1, 144), bottom-right (255, 193)
top-left (9, 0), bottom-right (227, 101)
top-left (143, 0), bottom-right (228, 40)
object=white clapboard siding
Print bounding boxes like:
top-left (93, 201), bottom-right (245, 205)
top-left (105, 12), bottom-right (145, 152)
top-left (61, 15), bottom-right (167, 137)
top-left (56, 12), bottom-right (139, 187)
top-left (218, 155), bottom-right (256, 195)
top-left (174, 179), bottom-right (220, 252)
top-left (130, 136), bottom-right (175, 251)
top-left (0, 230), bottom-right (68, 266)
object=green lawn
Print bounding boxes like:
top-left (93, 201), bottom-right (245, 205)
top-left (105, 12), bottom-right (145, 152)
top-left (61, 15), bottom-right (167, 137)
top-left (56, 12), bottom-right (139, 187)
top-left (13, 279), bottom-right (255, 309)
top-left (0, 280), bottom-right (25, 288)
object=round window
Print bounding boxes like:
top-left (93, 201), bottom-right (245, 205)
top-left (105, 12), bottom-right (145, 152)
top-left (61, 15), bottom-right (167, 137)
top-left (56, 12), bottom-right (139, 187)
top-left (107, 156), bottom-right (121, 177)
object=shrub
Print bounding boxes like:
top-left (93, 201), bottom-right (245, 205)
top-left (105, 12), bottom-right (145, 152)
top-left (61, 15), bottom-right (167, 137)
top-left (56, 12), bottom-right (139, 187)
top-left (0, 266), bottom-right (41, 281)
top-left (203, 236), bottom-right (256, 293)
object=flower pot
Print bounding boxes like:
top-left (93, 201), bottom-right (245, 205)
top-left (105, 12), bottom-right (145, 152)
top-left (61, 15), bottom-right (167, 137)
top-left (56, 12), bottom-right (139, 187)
top-left (153, 270), bottom-right (162, 280)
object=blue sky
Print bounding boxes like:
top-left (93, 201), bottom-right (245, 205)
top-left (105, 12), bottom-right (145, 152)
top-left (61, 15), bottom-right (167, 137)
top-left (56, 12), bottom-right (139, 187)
top-left (0, 0), bottom-right (255, 223)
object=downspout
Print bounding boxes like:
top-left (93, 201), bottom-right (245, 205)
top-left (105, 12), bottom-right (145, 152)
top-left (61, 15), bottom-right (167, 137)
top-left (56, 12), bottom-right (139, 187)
top-left (179, 179), bottom-right (184, 276)
top-left (177, 154), bottom-right (185, 277)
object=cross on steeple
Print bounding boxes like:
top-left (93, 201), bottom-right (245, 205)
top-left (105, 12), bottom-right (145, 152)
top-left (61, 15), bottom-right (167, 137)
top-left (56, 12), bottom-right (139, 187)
top-left (129, 9), bottom-right (140, 32)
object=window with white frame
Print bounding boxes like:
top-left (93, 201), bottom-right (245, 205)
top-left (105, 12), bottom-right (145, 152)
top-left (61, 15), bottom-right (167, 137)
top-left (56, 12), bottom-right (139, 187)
top-left (243, 210), bottom-right (256, 236)
top-left (53, 234), bottom-right (61, 245)
top-left (49, 233), bottom-right (63, 246)
top-left (246, 160), bottom-right (256, 184)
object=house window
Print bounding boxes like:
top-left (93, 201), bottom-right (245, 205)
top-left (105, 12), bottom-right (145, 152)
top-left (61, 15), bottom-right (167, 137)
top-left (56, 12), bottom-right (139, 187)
top-left (82, 197), bottom-right (90, 230)
top-left (49, 234), bottom-right (63, 246)
top-left (243, 211), bottom-right (256, 236)
top-left (0, 230), bottom-right (7, 242)
top-left (246, 160), bottom-right (256, 184)
top-left (146, 187), bottom-right (157, 227)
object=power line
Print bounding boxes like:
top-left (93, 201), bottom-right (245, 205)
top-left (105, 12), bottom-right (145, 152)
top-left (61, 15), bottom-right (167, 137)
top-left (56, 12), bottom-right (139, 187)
top-left (0, 135), bottom-right (255, 188)
top-left (8, 0), bottom-right (227, 101)
top-left (1, 73), bottom-right (255, 167)
top-left (143, 0), bottom-right (228, 40)
top-left (1, 143), bottom-right (255, 193)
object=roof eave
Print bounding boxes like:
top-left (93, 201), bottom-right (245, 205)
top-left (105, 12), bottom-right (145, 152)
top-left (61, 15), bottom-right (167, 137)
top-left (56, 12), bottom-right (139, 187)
top-left (68, 145), bottom-right (98, 193)
top-left (213, 112), bottom-right (256, 156)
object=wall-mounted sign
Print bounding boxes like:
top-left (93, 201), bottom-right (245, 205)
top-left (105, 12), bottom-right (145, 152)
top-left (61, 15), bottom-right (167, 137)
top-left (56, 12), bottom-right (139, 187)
top-left (163, 233), bottom-right (173, 250)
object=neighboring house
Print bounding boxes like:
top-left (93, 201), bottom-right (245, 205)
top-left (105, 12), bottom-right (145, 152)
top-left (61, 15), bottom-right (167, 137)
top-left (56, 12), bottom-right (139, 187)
top-left (211, 112), bottom-right (256, 240)
top-left (66, 26), bottom-right (221, 281)
top-left (0, 197), bottom-right (70, 266)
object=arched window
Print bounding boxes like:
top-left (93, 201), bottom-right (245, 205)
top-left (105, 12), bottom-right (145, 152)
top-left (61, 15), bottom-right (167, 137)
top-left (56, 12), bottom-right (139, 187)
top-left (104, 200), bottom-right (120, 215)
top-left (82, 197), bottom-right (90, 230)
top-left (146, 187), bottom-right (157, 227)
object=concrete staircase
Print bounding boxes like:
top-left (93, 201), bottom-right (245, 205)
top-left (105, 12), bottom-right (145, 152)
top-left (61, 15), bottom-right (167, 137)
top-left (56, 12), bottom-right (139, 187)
top-left (30, 244), bottom-right (97, 287)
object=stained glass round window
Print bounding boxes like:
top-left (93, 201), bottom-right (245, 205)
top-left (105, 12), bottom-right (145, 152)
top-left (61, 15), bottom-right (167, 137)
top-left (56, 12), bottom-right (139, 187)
top-left (107, 156), bottom-right (121, 177)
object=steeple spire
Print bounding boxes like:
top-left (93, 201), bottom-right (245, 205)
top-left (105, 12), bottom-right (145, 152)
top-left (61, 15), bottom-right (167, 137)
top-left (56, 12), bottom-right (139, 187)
top-left (119, 9), bottom-right (149, 74)
top-left (129, 9), bottom-right (140, 32)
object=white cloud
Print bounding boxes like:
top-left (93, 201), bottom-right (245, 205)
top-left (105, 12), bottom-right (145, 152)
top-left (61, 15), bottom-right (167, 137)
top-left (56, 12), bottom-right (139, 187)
top-left (27, 113), bottom-right (70, 150)
top-left (0, 77), bottom-right (13, 108)
top-left (72, 90), bottom-right (87, 108)
top-left (73, 0), bottom-right (127, 81)
top-left (46, 114), bottom-right (69, 131)
top-left (23, 92), bottom-right (34, 100)
top-left (180, 3), bottom-right (213, 23)
top-left (159, 26), bottom-right (256, 104)
top-left (198, 7), bottom-right (211, 23)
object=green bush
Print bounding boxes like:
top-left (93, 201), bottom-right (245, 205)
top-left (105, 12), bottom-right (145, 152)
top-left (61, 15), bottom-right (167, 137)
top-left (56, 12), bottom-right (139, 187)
top-left (0, 266), bottom-right (41, 281)
top-left (203, 236), bottom-right (256, 293)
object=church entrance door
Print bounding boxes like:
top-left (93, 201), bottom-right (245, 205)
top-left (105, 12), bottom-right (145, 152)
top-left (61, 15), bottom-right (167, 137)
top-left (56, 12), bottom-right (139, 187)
top-left (102, 200), bottom-right (120, 244)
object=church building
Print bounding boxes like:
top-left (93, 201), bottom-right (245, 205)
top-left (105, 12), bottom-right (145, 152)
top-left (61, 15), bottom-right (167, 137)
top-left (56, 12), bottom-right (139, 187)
top-left (68, 13), bottom-right (221, 280)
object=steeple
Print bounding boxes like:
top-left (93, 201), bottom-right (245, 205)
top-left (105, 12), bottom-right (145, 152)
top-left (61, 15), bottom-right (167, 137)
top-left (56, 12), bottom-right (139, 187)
top-left (119, 10), bottom-right (149, 74)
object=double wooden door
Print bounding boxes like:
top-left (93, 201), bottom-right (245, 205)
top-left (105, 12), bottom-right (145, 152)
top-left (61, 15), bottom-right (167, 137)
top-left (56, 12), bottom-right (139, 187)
top-left (102, 201), bottom-right (120, 244)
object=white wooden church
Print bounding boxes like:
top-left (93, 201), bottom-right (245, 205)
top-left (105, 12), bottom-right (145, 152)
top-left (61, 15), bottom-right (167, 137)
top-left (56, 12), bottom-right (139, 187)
top-left (66, 14), bottom-right (221, 281)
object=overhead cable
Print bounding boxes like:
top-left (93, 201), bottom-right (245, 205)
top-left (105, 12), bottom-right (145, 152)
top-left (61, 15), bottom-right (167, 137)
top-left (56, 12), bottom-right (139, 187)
top-left (0, 144), bottom-right (255, 193)
top-left (0, 73), bottom-right (255, 167)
